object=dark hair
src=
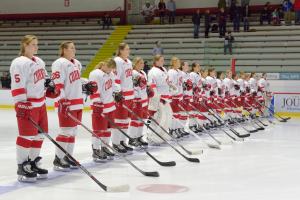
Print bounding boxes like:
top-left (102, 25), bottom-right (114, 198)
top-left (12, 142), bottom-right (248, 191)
top-left (232, 73), bottom-right (238, 79)
top-left (216, 71), bottom-right (223, 79)
top-left (156, 41), bottom-right (159, 44)
top-left (228, 31), bottom-right (231, 34)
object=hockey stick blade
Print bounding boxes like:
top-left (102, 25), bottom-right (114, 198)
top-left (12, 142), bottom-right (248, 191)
top-left (280, 120), bottom-right (287, 122)
top-left (234, 137), bottom-right (244, 141)
top-left (106, 185), bottom-right (131, 193)
top-left (208, 143), bottom-right (221, 149)
top-left (191, 150), bottom-right (204, 155)
top-left (143, 171), bottom-right (160, 177)
top-left (258, 127), bottom-right (265, 130)
top-left (221, 141), bottom-right (233, 145)
top-left (284, 117), bottom-right (291, 120)
top-left (238, 133), bottom-right (251, 138)
top-left (146, 152), bottom-right (176, 167)
top-left (185, 156), bottom-right (200, 163)
top-left (250, 129), bottom-right (258, 133)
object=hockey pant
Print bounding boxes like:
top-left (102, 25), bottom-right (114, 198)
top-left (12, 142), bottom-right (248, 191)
top-left (146, 102), bottom-right (172, 144)
top-left (16, 103), bottom-right (47, 164)
top-left (91, 111), bottom-right (115, 149)
top-left (111, 99), bottom-right (133, 145)
top-left (55, 109), bottom-right (82, 159)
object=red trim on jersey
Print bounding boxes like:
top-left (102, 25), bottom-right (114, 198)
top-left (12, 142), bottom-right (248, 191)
top-left (153, 66), bottom-right (165, 72)
top-left (30, 140), bottom-right (43, 148)
top-left (16, 136), bottom-right (31, 148)
top-left (117, 56), bottom-right (128, 63)
top-left (55, 83), bottom-right (64, 89)
top-left (27, 94), bottom-right (45, 103)
top-left (142, 99), bottom-right (148, 104)
top-left (115, 79), bottom-right (121, 84)
top-left (54, 98), bottom-right (84, 107)
top-left (61, 56), bottom-right (75, 64)
top-left (90, 93), bottom-right (100, 100)
top-left (172, 94), bottom-right (183, 98)
top-left (11, 88), bottom-right (26, 97)
top-left (161, 94), bottom-right (170, 99)
top-left (104, 102), bottom-right (115, 108)
top-left (150, 84), bottom-right (156, 89)
top-left (21, 56), bottom-right (36, 63)
top-left (123, 90), bottom-right (134, 96)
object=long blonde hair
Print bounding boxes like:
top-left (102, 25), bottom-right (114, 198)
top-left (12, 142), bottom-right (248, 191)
top-left (94, 58), bottom-right (116, 70)
top-left (225, 70), bottom-right (231, 77)
top-left (59, 41), bottom-right (73, 57)
top-left (152, 55), bottom-right (163, 67)
top-left (115, 43), bottom-right (128, 57)
top-left (132, 57), bottom-right (143, 69)
top-left (169, 57), bottom-right (180, 71)
top-left (19, 35), bottom-right (37, 56)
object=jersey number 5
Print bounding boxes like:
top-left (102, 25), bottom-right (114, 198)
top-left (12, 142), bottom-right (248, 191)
top-left (15, 74), bottom-right (20, 83)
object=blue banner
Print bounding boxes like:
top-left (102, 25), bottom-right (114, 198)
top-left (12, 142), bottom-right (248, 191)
top-left (279, 73), bottom-right (300, 80)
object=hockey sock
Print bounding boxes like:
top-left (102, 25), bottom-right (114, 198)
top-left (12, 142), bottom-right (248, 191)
top-left (66, 127), bottom-right (77, 156)
top-left (56, 127), bottom-right (72, 158)
top-left (92, 130), bottom-right (102, 149)
top-left (29, 133), bottom-right (45, 161)
top-left (136, 123), bottom-right (144, 138)
top-left (129, 120), bottom-right (139, 138)
top-left (16, 135), bottom-right (35, 164)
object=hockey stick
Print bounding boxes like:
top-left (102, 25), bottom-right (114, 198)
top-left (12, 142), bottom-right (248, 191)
top-left (67, 113), bottom-right (160, 177)
top-left (248, 98), bottom-right (276, 125)
top-left (249, 97), bottom-right (274, 125)
top-left (188, 103), bottom-right (243, 142)
top-left (159, 103), bottom-right (221, 150)
top-left (214, 101), bottom-right (257, 133)
top-left (199, 102), bottom-right (250, 138)
top-left (237, 100), bottom-right (266, 130)
top-left (251, 97), bottom-right (289, 122)
top-left (28, 118), bottom-right (130, 192)
top-left (142, 109), bottom-right (203, 155)
top-left (248, 97), bottom-right (272, 126)
top-left (122, 105), bottom-right (200, 163)
top-left (179, 103), bottom-right (232, 145)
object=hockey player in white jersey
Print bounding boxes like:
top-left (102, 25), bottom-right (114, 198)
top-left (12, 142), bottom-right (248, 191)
top-left (244, 74), bottom-right (253, 114)
top-left (10, 35), bottom-right (61, 182)
top-left (232, 73), bottom-right (242, 121)
top-left (89, 59), bottom-right (117, 162)
top-left (216, 71), bottom-right (225, 119)
top-left (223, 70), bottom-right (235, 124)
top-left (128, 57), bottom-right (151, 149)
top-left (52, 41), bottom-right (97, 171)
top-left (178, 61), bottom-right (193, 137)
top-left (189, 62), bottom-right (203, 133)
top-left (237, 71), bottom-right (246, 119)
top-left (112, 43), bottom-right (135, 156)
top-left (168, 57), bottom-right (184, 140)
top-left (206, 68), bottom-right (219, 128)
top-left (258, 73), bottom-right (273, 117)
top-left (199, 68), bottom-right (211, 130)
top-left (249, 72), bottom-right (259, 116)
top-left (147, 55), bottom-right (173, 145)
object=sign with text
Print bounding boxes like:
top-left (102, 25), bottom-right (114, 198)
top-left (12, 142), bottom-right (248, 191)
top-left (65, 0), bottom-right (69, 7)
top-left (256, 73), bottom-right (279, 80)
top-left (279, 73), bottom-right (300, 80)
top-left (274, 93), bottom-right (300, 113)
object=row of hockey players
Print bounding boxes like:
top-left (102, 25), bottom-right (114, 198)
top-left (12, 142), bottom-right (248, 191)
top-left (10, 35), bottom-right (272, 183)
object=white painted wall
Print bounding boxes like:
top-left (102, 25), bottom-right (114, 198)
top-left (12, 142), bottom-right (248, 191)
top-left (0, 0), bottom-right (124, 14)
top-left (1, 80), bottom-right (299, 107)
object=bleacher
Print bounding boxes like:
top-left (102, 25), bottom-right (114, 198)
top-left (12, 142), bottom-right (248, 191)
top-left (0, 17), bottom-right (121, 76)
top-left (125, 13), bottom-right (300, 73)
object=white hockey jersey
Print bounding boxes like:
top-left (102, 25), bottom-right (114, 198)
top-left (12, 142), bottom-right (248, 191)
top-left (249, 77), bottom-right (258, 94)
top-left (237, 78), bottom-right (245, 94)
top-left (133, 69), bottom-right (148, 107)
top-left (180, 70), bottom-right (193, 97)
top-left (244, 80), bottom-right (251, 100)
top-left (201, 77), bottom-right (210, 101)
top-left (141, 5), bottom-right (155, 15)
top-left (168, 68), bottom-right (183, 100)
top-left (206, 76), bottom-right (218, 101)
top-left (258, 78), bottom-right (270, 92)
top-left (216, 79), bottom-right (225, 98)
top-left (114, 56), bottom-right (134, 100)
top-left (52, 57), bottom-right (83, 111)
top-left (190, 72), bottom-right (202, 102)
top-left (89, 69), bottom-right (116, 114)
top-left (233, 80), bottom-right (241, 101)
top-left (148, 66), bottom-right (170, 102)
top-left (10, 56), bottom-right (46, 108)
top-left (223, 78), bottom-right (235, 101)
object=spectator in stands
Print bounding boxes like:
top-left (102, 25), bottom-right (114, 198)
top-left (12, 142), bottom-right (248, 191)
top-left (243, 4), bottom-right (251, 31)
top-left (224, 32), bottom-right (234, 55)
top-left (102, 13), bottom-right (111, 29)
top-left (230, 0), bottom-right (236, 22)
top-left (158, 0), bottom-right (166, 25)
top-left (0, 72), bottom-right (11, 89)
top-left (153, 41), bottom-right (164, 56)
top-left (167, 0), bottom-right (176, 24)
top-left (233, 2), bottom-right (242, 31)
top-left (218, 0), bottom-right (227, 11)
top-left (295, 0), bottom-right (300, 24)
top-left (205, 10), bottom-right (212, 38)
top-left (192, 9), bottom-right (201, 38)
top-left (141, 1), bottom-right (155, 23)
top-left (143, 61), bottom-right (150, 74)
top-left (272, 8), bottom-right (281, 25)
top-left (265, 2), bottom-right (271, 9)
top-left (260, 6), bottom-right (271, 25)
top-left (219, 8), bottom-right (228, 38)
top-left (281, 1), bottom-right (290, 23)
top-left (241, 0), bottom-right (250, 8)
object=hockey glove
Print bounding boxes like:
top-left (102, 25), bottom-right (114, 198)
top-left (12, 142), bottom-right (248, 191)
top-left (146, 86), bottom-right (155, 98)
top-left (93, 102), bottom-right (104, 117)
top-left (218, 88), bottom-right (222, 95)
top-left (16, 102), bottom-right (32, 120)
top-left (46, 85), bottom-right (61, 99)
top-left (193, 87), bottom-right (201, 95)
top-left (193, 93), bottom-right (200, 102)
top-left (114, 92), bottom-right (124, 107)
top-left (82, 81), bottom-right (98, 96)
top-left (133, 98), bottom-right (142, 110)
top-left (240, 90), bottom-right (245, 96)
top-left (246, 86), bottom-right (250, 93)
top-left (183, 80), bottom-right (193, 91)
top-left (58, 99), bottom-right (71, 117)
top-left (258, 86), bottom-right (262, 92)
top-left (253, 91), bottom-right (257, 96)
top-left (203, 83), bottom-right (211, 91)
top-left (210, 90), bottom-right (215, 96)
top-left (138, 76), bottom-right (147, 89)
top-left (234, 84), bottom-right (240, 91)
